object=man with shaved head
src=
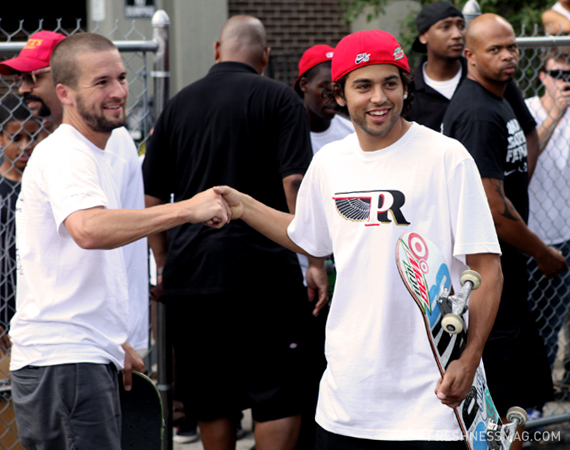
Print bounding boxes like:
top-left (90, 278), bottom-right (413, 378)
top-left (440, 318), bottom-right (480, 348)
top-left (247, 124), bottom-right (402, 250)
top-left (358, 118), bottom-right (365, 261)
top-left (9, 32), bottom-right (230, 450)
top-left (442, 14), bottom-right (567, 444)
top-left (143, 15), bottom-right (321, 450)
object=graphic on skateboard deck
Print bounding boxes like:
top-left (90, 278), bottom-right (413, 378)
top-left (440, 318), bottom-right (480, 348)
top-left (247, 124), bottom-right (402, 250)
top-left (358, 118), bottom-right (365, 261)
top-left (120, 371), bottom-right (164, 450)
top-left (396, 232), bottom-right (526, 450)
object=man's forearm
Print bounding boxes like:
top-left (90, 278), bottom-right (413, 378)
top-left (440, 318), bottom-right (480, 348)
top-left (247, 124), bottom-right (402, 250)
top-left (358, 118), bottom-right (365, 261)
top-left (240, 193), bottom-right (308, 255)
top-left (483, 177), bottom-right (547, 258)
top-left (536, 108), bottom-right (564, 153)
top-left (64, 189), bottom-right (229, 250)
top-left (460, 253), bottom-right (503, 366)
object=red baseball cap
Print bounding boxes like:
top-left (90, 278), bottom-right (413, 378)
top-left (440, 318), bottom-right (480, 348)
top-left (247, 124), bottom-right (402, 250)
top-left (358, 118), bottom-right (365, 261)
top-left (331, 30), bottom-right (409, 82)
top-left (0, 31), bottom-right (66, 75)
top-left (293, 44), bottom-right (335, 90)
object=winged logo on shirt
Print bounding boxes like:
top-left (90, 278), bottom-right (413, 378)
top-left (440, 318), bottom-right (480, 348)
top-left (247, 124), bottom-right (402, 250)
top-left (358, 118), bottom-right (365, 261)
top-left (333, 190), bottom-right (410, 226)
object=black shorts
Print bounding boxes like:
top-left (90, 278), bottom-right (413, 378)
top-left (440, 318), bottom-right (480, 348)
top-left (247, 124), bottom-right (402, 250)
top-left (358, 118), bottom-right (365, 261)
top-left (169, 290), bottom-right (308, 423)
top-left (315, 425), bottom-right (465, 450)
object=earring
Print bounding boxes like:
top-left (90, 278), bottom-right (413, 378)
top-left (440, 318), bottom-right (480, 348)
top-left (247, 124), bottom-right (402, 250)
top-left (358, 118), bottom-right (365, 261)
top-left (338, 102), bottom-right (345, 107)
top-left (403, 94), bottom-right (408, 100)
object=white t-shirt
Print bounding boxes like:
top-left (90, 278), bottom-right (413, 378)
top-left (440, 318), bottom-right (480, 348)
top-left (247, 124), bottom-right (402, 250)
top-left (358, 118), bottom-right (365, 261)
top-left (11, 124), bottom-right (129, 371)
top-left (553, 2), bottom-right (570, 21)
top-left (107, 128), bottom-right (149, 352)
top-left (526, 96), bottom-right (570, 245)
top-left (310, 115), bottom-right (355, 155)
top-left (422, 62), bottom-right (462, 100)
top-left (287, 123), bottom-right (500, 440)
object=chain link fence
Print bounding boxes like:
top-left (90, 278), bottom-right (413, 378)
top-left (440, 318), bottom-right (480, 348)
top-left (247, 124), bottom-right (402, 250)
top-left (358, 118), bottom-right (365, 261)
top-left (0, 16), bottom-right (161, 450)
top-left (1, 13), bottom-right (570, 449)
top-left (515, 32), bottom-right (570, 442)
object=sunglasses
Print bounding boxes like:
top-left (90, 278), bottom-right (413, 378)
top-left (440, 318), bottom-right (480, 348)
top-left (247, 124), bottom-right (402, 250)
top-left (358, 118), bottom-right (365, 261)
top-left (546, 69), bottom-right (570, 82)
top-left (14, 67), bottom-right (51, 88)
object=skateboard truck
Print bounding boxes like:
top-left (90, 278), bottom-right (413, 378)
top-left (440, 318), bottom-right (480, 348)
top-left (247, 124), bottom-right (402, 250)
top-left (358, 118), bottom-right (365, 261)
top-left (484, 406), bottom-right (527, 450)
top-left (439, 270), bottom-right (481, 334)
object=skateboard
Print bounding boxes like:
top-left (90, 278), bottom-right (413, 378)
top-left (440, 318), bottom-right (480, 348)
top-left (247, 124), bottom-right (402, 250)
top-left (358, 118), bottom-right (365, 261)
top-left (119, 371), bottom-right (164, 450)
top-left (0, 354), bottom-right (25, 450)
top-left (396, 231), bottom-right (527, 450)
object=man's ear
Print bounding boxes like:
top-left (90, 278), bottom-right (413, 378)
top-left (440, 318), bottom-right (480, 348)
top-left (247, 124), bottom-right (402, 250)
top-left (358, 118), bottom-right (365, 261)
top-left (56, 84), bottom-right (73, 106)
top-left (464, 48), bottom-right (476, 66)
top-left (333, 82), bottom-right (346, 107)
top-left (214, 41), bottom-right (221, 62)
top-left (419, 31), bottom-right (428, 46)
top-left (260, 47), bottom-right (270, 69)
top-left (299, 77), bottom-right (309, 94)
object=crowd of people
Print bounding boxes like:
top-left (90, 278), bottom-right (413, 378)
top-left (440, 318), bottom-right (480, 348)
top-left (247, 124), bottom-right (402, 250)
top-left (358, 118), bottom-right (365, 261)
top-left (0, 2), bottom-right (568, 450)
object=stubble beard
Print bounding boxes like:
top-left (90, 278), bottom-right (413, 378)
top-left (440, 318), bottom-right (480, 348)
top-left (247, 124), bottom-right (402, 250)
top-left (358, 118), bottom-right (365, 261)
top-left (76, 95), bottom-right (126, 133)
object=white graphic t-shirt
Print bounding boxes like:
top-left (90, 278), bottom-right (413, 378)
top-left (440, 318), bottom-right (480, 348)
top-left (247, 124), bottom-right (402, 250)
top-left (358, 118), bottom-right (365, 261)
top-left (288, 123), bottom-right (500, 440)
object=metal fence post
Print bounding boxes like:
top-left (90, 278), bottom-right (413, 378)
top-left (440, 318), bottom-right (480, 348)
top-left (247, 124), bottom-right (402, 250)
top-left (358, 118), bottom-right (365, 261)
top-left (152, 10), bottom-right (170, 121)
top-left (151, 9), bottom-right (172, 450)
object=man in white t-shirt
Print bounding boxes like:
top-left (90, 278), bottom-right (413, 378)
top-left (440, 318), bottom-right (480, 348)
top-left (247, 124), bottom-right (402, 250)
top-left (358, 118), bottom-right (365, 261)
top-left (0, 31), bottom-right (150, 355)
top-left (543, 1), bottom-right (570, 34)
top-left (216, 30), bottom-right (502, 449)
top-left (10, 33), bottom-right (230, 450)
top-left (526, 48), bottom-right (570, 383)
top-left (294, 45), bottom-right (354, 155)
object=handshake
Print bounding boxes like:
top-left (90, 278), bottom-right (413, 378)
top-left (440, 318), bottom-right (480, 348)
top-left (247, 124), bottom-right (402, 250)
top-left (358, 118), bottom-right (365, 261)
top-left (188, 186), bottom-right (244, 228)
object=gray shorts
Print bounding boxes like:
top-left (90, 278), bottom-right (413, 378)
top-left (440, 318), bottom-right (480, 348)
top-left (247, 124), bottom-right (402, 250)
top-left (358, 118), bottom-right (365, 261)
top-left (11, 363), bottom-right (121, 450)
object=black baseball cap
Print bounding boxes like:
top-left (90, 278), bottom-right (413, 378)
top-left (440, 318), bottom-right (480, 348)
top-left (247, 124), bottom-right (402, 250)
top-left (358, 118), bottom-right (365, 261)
top-left (412, 1), bottom-right (464, 53)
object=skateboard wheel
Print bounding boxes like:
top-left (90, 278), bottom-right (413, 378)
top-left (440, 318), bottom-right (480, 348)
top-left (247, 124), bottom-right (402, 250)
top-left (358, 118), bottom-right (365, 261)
top-left (442, 313), bottom-right (464, 334)
top-left (506, 406), bottom-right (527, 426)
top-left (460, 270), bottom-right (481, 290)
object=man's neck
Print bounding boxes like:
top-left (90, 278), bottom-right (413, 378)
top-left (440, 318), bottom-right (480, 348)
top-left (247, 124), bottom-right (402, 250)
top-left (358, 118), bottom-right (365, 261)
top-left (467, 73), bottom-right (507, 98)
top-left (424, 56), bottom-right (462, 81)
top-left (356, 118), bottom-right (412, 152)
top-left (0, 165), bottom-right (21, 182)
top-left (307, 107), bottom-right (332, 133)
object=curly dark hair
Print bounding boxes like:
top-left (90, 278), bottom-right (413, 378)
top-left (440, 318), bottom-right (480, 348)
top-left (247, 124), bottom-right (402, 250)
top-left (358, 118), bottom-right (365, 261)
top-left (324, 67), bottom-right (415, 119)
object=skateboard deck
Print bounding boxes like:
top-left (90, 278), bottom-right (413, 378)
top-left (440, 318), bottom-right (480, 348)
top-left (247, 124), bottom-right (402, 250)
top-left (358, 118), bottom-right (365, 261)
top-left (0, 354), bottom-right (24, 450)
top-left (120, 371), bottom-right (163, 450)
top-left (396, 232), bottom-right (525, 450)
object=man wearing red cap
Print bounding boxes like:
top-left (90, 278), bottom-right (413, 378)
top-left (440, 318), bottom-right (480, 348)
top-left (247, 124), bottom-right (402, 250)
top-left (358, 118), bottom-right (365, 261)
top-left (0, 31), bottom-right (151, 359)
top-left (216, 29), bottom-right (503, 448)
top-left (293, 45), bottom-right (355, 449)
top-left (294, 45), bottom-right (354, 155)
top-left (0, 31), bottom-right (65, 128)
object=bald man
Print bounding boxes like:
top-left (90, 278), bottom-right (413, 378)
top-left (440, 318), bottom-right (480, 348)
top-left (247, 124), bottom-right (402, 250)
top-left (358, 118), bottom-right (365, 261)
top-left (143, 15), bottom-right (324, 450)
top-left (442, 14), bottom-right (567, 445)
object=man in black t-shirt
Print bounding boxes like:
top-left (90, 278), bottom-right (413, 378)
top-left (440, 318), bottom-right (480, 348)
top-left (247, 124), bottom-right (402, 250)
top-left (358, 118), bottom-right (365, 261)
top-left (143, 15), bottom-right (326, 450)
top-left (442, 14), bottom-right (568, 446)
top-left (406, 1), bottom-right (542, 178)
